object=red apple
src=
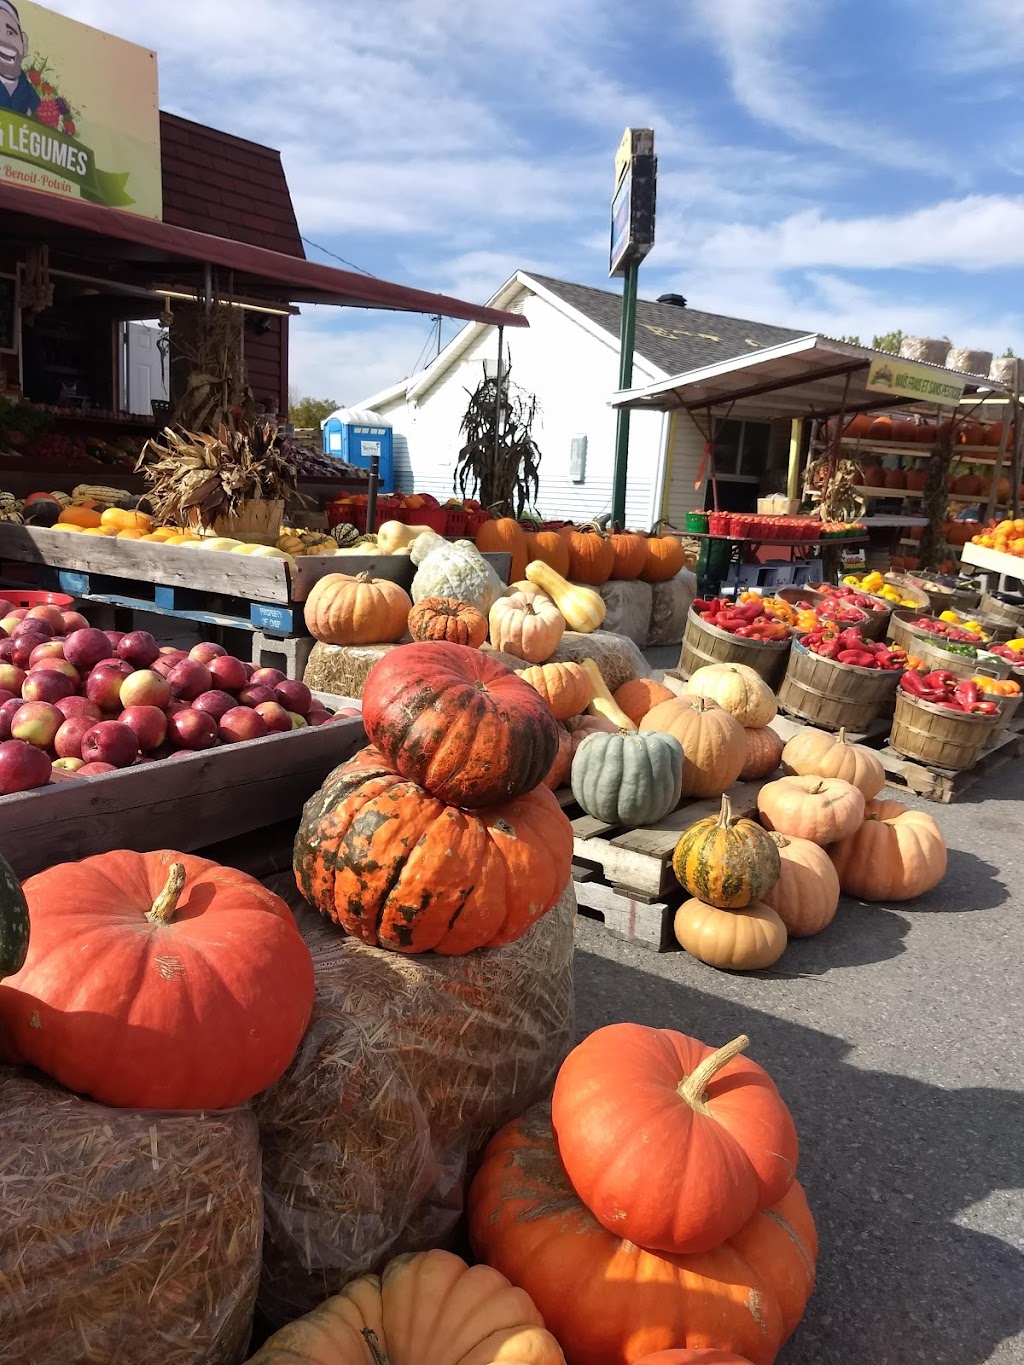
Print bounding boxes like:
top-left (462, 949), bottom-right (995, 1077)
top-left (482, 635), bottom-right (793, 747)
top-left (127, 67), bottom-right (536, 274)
top-left (54, 715), bottom-right (96, 760)
top-left (242, 662), bottom-right (256, 680)
top-left (207, 654), bottom-right (249, 692)
top-left (119, 669), bottom-right (172, 710)
top-left (238, 684), bottom-right (277, 708)
top-left (250, 666), bottom-right (286, 689)
top-left (0, 612), bottom-right (27, 635)
top-left (22, 669), bottom-right (77, 705)
top-left (164, 700), bottom-right (190, 718)
top-left (189, 641), bottom-right (227, 664)
top-left (120, 704), bottom-right (167, 752)
top-left (0, 697), bottom-right (26, 739)
top-left (8, 608), bottom-right (27, 620)
top-left (104, 630), bottom-right (126, 650)
top-left (81, 720), bottom-right (140, 768)
top-left (12, 700), bottom-right (64, 748)
top-left (254, 700), bottom-right (293, 733)
top-left (168, 659), bottom-right (212, 701)
top-left (87, 664), bottom-right (132, 713)
top-left (159, 645), bottom-right (186, 657)
top-left (0, 639), bottom-right (14, 663)
top-left (0, 598), bottom-right (12, 618)
top-left (13, 617), bottom-right (54, 641)
top-left (167, 708), bottom-right (218, 750)
top-left (0, 738), bottom-right (52, 794)
top-left (76, 761), bottom-right (117, 777)
top-left (26, 604), bottom-right (66, 633)
top-left (29, 640), bottom-right (65, 666)
top-left (117, 630), bottom-right (161, 668)
top-left (64, 628), bottom-right (115, 671)
top-left (56, 696), bottom-right (102, 722)
top-left (218, 706), bottom-right (268, 743)
top-left (287, 712), bottom-right (307, 729)
top-left (305, 710), bottom-right (331, 726)
top-left (0, 689), bottom-right (13, 708)
top-left (274, 679), bottom-right (312, 715)
top-left (192, 689), bottom-right (238, 722)
top-left (0, 664), bottom-right (26, 694)
top-left (61, 610), bottom-right (90, 635)
top-left (52, 756), bottom-right (85, 772)
top-left (12, 635), bottom-right (51, 670)
top-left (152, 657), bottom-right (177, 679)
top-left (33, 658), bottom-right (80, 685)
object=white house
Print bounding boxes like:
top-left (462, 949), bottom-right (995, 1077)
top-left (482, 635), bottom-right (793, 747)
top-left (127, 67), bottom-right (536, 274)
top-left (357, 272), bottom-right (805, 530)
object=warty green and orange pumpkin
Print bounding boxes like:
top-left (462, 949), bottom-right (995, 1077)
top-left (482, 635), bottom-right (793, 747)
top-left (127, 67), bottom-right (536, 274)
top-left (469, 1104), bottom-right (817, 1365)
top-left (407, 596), bottom-right (488, 648)
top-left (672, 794), bottom-right (781, 909)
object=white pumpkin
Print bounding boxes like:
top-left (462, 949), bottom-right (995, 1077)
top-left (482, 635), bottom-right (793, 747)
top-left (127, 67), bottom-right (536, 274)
top-left (411, 535), bottom-right (503, 612)
top-left (684, 662), bottom-right (777, 727)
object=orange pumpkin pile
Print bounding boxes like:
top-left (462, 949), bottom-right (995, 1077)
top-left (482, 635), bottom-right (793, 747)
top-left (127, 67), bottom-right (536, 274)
top-left (468, 1024), bottom-right (817, 1365)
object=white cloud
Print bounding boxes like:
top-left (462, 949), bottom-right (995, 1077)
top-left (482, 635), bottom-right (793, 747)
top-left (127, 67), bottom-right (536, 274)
top-left (910, 0), bottom-right (1024, 72)
top-left (288, 308), bottom-right (435, 404)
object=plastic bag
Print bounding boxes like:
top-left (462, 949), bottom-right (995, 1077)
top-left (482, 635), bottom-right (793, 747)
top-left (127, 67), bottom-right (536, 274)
top-left (0, 1068), bottom-right (262, 1364)
top-left (253, 876), bottom-right (576, 1327)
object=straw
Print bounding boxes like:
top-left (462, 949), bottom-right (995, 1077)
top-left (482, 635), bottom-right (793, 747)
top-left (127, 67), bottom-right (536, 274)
top-left (545, 630), bottom-right (652, 692)
top-left (0, 1069), bottom-right (262, 1365)
top-left (252, 875), bottom-right (576, 1329)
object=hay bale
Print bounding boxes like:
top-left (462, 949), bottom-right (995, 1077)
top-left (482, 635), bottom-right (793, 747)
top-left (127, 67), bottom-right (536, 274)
top-left (304, 642), bottom-right (526, 697)
top-left (989, 355), bottom-right (1024, 388)
top-left (253, 877), bottom-right (577, 1327)
top-left (646, 569), bottom-right (697, 647)
top-left (0, 1067), bottom-right (261, 1364)
top-left (899, 336), bottom-right (949, 365)
top-left (597, 579), bottom-right (653, 647)
top-left (548, 630), bottom-right (652, 690)
top-left (946, 347), bottom-right (993, 377)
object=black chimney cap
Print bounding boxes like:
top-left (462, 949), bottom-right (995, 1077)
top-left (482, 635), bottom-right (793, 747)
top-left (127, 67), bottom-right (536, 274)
top-left (656, 293), bottom-right (687, 307)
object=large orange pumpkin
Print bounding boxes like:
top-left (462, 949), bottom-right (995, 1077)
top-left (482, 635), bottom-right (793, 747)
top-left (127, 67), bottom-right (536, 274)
top-left (567, 526), bottom-right (615, 585)
top-left (517, 661), bottom-right (594, 720)
top-left (608, 530), bottom-right (649, 580)
top-left (613, 677), bottom-right (675, 726)
top-left (476, 517), bottom-right (528, 583)
top-left (304, 572), bottom-right (411, 645)
top-left (781, 725), bottom-right (884, 799)
top-left (0, 851), bottom-right (314, 1110)
top-left (525, 527), bottom-right (571, 577)
top-left (551, 1025), bottom-right (798, 1255)
top-left (640, 696), bottom-right (746, 798)
top-left (408, 596), bottom-right (487, 648)
top-left (828, 798), bottom-right (946, 901)
top-left (543, 727), bottom-right (573, 790)
top-left (469, 1105), bottom-right (817, 1365)
top-left (757, 775), bottom-right (865, 846)
top-left (738, 727), bottom-right (784, 781)
top-left (641, 534), bottom-right (687, 582)
top-left (294, 746), bottom-right (572, 954)
top-left (362, 642), bottom-right (559, 808)
top-left (762, 833), bottom-right (840, 937)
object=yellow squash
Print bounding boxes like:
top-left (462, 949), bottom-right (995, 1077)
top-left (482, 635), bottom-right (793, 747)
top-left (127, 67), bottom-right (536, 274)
top-left (524, 560), bottom-right (606, 633)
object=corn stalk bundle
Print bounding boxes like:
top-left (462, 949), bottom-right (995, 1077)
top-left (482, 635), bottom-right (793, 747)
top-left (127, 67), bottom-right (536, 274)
top-left (807, 452), bottom-right (865, 522)
top-left (919, 430), bottom-right (954, 570)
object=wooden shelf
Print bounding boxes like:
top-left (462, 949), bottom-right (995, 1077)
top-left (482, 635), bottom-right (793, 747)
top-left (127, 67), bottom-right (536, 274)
top-left (830, 438), bottom-right (1003, 459)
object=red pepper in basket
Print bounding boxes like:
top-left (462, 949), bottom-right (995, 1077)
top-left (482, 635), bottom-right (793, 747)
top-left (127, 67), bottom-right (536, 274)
top-left (838, 649), bottom-right (877, 667)
top-left (953, 680), bottom-right (979, 709)
top-left (922, 671), bottom-right (956, 691)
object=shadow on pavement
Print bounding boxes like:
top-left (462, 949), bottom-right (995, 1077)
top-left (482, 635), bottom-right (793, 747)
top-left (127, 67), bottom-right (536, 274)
top-left (574, 950), bottom-right (1024, 1365)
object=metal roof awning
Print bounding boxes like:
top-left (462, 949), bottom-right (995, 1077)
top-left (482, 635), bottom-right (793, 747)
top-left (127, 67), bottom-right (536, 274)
top-left (0, 183), bottom-right (529, 328)
top-left (611, 334), bottom-right (1006, 420)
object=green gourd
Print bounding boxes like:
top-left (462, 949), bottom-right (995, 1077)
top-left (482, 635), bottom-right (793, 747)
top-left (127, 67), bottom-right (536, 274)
top-left (570, 730), bottom-right (683, 827)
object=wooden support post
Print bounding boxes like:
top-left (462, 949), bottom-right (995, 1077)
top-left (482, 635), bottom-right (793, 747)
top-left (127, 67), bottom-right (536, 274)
top-left (787, 418), bottom-right (803, 502)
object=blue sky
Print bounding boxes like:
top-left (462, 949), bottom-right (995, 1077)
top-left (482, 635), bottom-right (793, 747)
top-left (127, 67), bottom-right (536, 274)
top-left (52, 0), bottom-right (1024, 402)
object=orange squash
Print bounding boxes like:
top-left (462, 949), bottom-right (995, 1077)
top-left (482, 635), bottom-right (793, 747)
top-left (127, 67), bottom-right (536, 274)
top-left (516, 661), bottom-right (594, 720)
top-left (607, 530), bottom-right (649, 580)
top-left (762, 833), bottom-right (840, 936)
top-left (757, 775), bottom-right (865, 846)
top-left (58, 506), bottom-right (102, 529)
top-left (476, 517), bottom-right (528, 583)
top-left (828, 798), bottom-right (946, 901)
top-left (640, 696), bottom-right (745, 798)
top-left (303, 572), bottom-right (412, 645)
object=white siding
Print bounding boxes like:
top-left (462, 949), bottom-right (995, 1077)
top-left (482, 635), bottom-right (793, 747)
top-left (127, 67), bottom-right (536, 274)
top-left (376, 292), bottom-right (664, 530)
top-left (662, 413), bottom-right (708, 528)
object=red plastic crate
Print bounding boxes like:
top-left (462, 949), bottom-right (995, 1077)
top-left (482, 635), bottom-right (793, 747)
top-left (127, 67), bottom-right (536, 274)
top-left (0, 589), bottom-right (74, 608)
top-left (465, 510), bottom-right (491, 536)
top-left (445, 508), bottom-right (469, 538)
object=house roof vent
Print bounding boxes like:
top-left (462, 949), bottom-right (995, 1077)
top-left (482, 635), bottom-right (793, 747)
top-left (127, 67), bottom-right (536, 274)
top-left (656, 293), bottom-right (687, 308)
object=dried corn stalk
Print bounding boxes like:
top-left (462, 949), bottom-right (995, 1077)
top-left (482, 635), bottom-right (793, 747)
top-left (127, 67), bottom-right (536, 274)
top-left (170, 302), bottom-right (255, 433)
top-left (139, 421), bottom-right (298, 528)
top-left (807, 453), bottom-right (865, 522)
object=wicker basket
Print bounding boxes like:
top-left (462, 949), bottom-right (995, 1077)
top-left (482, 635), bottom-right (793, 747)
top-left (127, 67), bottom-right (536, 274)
top-left (883, 574), bottom-right (931, 610)
top-left (211, 498), bottom-right (285, 546)
top-left (778, 639), bottom-right (901, 732)
top-left (779, 587), bottom-right (888, 641)
top-left (979, 591), bottom-right (1024, 630)
top-left (678, 608), bottom-right (791, 687)
top-left (903, 575), bottom-right (981, 615)
top-left (889, 690), bottom-right (999, 770)
top-left (887, 609), bottom-right (939, 653)
top-left (991, 690), bottom-right (1022, 735)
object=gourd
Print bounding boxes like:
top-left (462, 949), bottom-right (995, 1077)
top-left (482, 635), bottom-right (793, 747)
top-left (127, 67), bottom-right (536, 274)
top-left (411, 535), bottom-right (503, 613)
top-left (757, 775), bottom-right (865, 846)
top-left (0, 851), bottom-right (314, 1109)
top-left (469, 1105), bottom-right (817, 1365)
top-left (640, 696), bottom-right (746, 798)
top-left (294, 746), bottom-right (572, 953)
top-left (58, 506), bottom-right (102, 528)
top-left (376, 519), bottom-right (435, 554)
top-left (673, 898), bottom-right (788, 971)
top-left (303, 571), bottom-right (412, 645)
top-left (100, 507), bottom-right (153, 534)
top-left (488, 591), bottom-right (566, 663)
top-left (567, 524), bottom-right (615, 584)
top-left (571, 730), bottom-right (683, 826)
top-left (641, 534), bottom-right (687, 582)
top-left (672, 793), bottom-right (781, 909)
top-left (762, 833), bottom-right (840, 936)
top-left (525, 560), bottom-right (606, 633)
top-left (579, 656), bottom-right (637, 730)
top-left (361, 642), bottom-right (559, 808)
top-left (608, 529), bottom-right (650, 580)
top-left (408, 596), bottom-right (488, 648)
top-left (828, 798), bottom-right (947, 901)
top-left (685, 663), bottom-right (777, 728)
top-left (515, 661), bottom-right (593, 720)
top-left (613, 677), bottom-right (675, 725)
top-left (476, 516), bottom-right (528, 583)
top-left (781, 725), bottom-right (885, 799)
top-left (551, 1025), bottom-right (798, 1254)
top-left (0, 851), bottom-right (29, 979)
top-left (738, 726), bottom-right (784, 781)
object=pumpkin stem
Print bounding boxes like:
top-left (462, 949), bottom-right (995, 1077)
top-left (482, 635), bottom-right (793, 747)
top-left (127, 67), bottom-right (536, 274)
top-left (356, 571), bottom-right (375, 584)
top-left (837, 727), bottom-right (848, 744)
top-left (147, 862), bottom-right (187, 925)
top-left (716, 793), bottom-right (733, 827)
top-left (677, 1035), bottom-right (750, 1112)
top-left (362, 1329), bottom-right (391, 1365)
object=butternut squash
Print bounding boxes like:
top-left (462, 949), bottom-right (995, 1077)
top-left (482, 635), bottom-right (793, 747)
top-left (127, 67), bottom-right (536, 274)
top-left (376, 520), bottom-right (437, 554)
top-left (524, 560), bottom-right (606, 633)
top-left (581, 657), bottom-right (636, 730)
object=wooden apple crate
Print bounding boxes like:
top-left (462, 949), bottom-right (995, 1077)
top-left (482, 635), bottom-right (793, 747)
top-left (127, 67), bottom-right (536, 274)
top-left (0, 698), bottom-right (364, 880)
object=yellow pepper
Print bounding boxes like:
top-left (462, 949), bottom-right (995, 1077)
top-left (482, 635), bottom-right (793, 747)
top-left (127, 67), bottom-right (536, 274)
top-left (1006, 638), bottom-right (1024, 652)
top-left (939, 610), bottom-right (961, 625)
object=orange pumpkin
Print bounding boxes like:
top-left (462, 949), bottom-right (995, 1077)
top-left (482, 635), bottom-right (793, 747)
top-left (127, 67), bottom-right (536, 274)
top-left (567, 526), bottom-right (615, 585)
top-left (489, 591), bottom-right (566, 663)
top-left (762, 833), bottom-right (840, 937)
top-left (304, 572), bottom-right (411, 645)
top-left (613, 677), bottom-right (675, 726)
top-left (845, 413), bottom-right (872, 437)
top-left (525, 527), bottom-right (571, 578)
top-left (608, 530), bottom-right (649, 580)
top-left (957, 420), bottom-right (984, 446)
top-left (781, 725), bottom-right (884, 799)
top-left (738, 726), bottom-right (784, 781)
top-left (408, 596), bottom-right (487, 648)
top-left (905, 469), bottom-right (928, 491)
top-left (860, 463), bottom-right (885, 488)
top-left (469, 1105), bottom-right (817, 1365)
top-left (828, 798), bottom-right (946, 901)
top-left (57, 506), bottom-right (102, 529)
top-left (883, 467), bottom-right (907, 490)
top-left (641, 534), bottom-right (687, 583)
top-left (543, 727), bottom-right (573, 790)
top-left (640, 696), bottom-right (745, 798)
top-left (869, 416), bottom-right (892, 440)
top-left (757, 775), bottom-right (865, 846)
top-left (633, 1355), bottom-right (754, 1365)
top-left (476, 517), bottom-right (528, 583)
top-left (516, 661), bottom-right (593, 720)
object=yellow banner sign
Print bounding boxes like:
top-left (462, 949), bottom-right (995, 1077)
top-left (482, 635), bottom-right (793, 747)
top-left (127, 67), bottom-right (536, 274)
top-left (865, 356), bottom-right (965, 408)
top-left (0, 1), bottom-right (161, 218)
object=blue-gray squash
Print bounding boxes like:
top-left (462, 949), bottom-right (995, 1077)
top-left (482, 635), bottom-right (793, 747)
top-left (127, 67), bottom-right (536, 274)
top-left (570, 729), bottom-right (684, 826)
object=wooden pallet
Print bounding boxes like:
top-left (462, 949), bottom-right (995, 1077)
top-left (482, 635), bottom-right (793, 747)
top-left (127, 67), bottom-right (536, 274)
top-left (878, 729), bottom-right (1024, 803)
top-left (768, 712), bottom-right (890, 749)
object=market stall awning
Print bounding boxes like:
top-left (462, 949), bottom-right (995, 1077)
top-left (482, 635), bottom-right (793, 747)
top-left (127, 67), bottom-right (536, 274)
top-left (0, 183), bottom-right (528, 327)
top-left (611, 334), bottom-right (1005, 420)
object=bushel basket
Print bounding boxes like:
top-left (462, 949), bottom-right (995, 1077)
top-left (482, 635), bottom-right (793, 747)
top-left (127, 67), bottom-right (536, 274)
top-left (778, 637), bottom-right (900, 732)
top-left (889, 689), bottom-right (999, 771)
top-left (678, 606), bottom-right (791, 687)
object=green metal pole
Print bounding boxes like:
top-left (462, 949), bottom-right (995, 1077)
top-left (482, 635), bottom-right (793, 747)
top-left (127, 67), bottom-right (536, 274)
top-left (611, 259), bottom-right (640, 526)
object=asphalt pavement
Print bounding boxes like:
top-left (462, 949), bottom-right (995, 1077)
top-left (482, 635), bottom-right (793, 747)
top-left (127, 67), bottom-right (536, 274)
top-left (573, 757), bottom-right (1024, 1365)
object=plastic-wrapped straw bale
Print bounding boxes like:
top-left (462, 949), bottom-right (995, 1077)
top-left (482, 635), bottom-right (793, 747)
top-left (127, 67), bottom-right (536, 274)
top-left (946, 347), bottom-right (993, 377)
top-left (597, 579), bottom-right (653, 647)
top-left (898, 336), bottom-right (949, 365)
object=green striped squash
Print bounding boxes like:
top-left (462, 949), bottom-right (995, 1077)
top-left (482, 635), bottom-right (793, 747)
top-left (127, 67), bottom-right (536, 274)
top-left (672, 793), bottom-right (781, 909)
top-left (0, 852), bottom-right (29, 979)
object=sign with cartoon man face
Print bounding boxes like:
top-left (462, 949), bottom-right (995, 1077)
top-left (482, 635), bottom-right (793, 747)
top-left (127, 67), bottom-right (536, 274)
top-left (0, 0), bottom-right (161, 218)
